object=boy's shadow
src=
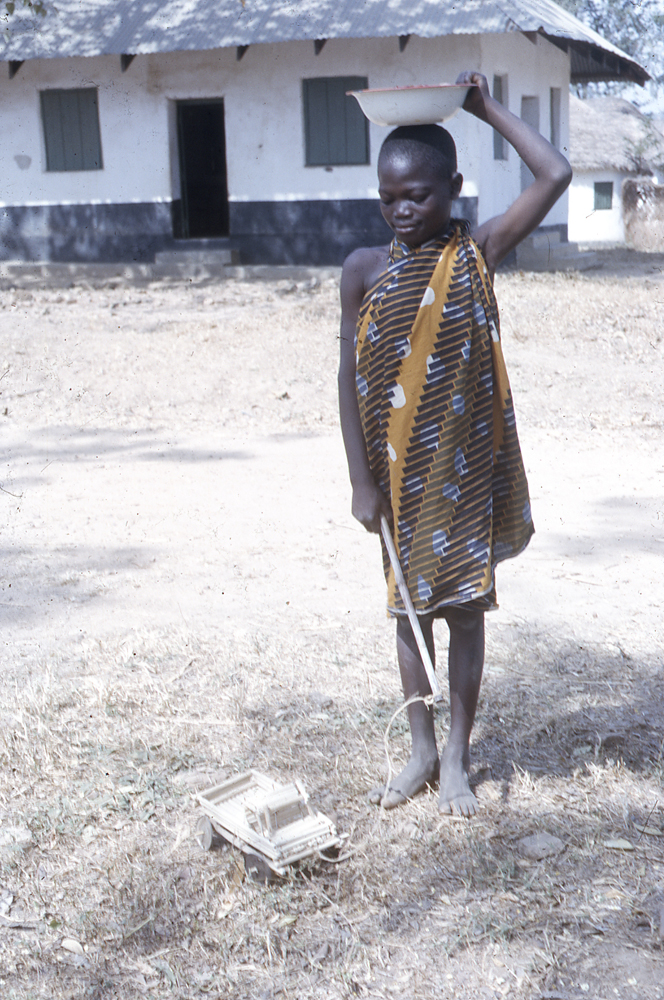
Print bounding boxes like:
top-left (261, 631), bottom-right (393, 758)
top-left (471, 631), bottom-right (663, 787)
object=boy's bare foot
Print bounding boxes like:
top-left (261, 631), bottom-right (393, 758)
top-left (368, 755), bottom-right (439, 809)
top-left (438, 747), bottom-right (478, 817)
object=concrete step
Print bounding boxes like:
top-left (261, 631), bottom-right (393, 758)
top-left (515, 239), bottom-right (599, 272)
top-left (520, 230), bottom-right (562, 251)
top-left (0, 260), bottom-right (341, 289)
top-left (0, 259), bottom-right (238, 287)
top-left (0, 262), bottom-right (156, 288)
top-left (154, 246), bottom-right (240, 266)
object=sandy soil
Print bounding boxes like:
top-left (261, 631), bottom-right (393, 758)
top-left (0, 255), bottom-right (663, 999)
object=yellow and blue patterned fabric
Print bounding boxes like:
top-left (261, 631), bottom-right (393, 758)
top-left (355, 221), bottom-right (534, 615)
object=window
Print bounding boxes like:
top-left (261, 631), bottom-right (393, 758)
top-left (303, 76), bottom-right (369, 166)
top-left (594, 181), bottom-right (613, 210)
top-left (492, 75), bottom-right (508, 160)
top-left (550, 87), bottom-right (561, 149)
top-left (40, 88), bottom-right (103, 171)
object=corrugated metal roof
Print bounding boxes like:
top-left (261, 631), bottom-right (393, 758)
top-left (1, 0), bottom-right (648, 84)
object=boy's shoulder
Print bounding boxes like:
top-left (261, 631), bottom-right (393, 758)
top-left (341, 244), bottom-right (391, 301)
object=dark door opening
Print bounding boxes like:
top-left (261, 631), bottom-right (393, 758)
top-left (176, 100), bottom-right (229, 238)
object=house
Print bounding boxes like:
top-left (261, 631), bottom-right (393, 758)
top-left (568, 94), bottom-right (664, 245)
top-left (0, 0), bottom-right (648, 265)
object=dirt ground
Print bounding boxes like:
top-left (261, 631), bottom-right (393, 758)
top-left (0, 251), bottom-right (663, 1000)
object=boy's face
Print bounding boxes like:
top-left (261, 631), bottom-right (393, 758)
top-left (378, 154), bottom-right (463, 248)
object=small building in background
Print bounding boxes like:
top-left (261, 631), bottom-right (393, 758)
top-left (0, 0), bottom-right (648, 265)
top-left (568, 95), bottom-right (664, 246)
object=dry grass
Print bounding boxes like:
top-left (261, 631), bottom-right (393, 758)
top-left (1, 624), bottom-right (662, 999)
top-left (1, 260), bottom-right (663, 999)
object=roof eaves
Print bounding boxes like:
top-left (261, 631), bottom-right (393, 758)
top-left (544, 33), bottom-right (649, 87)
top-left (493, 0), bottom-right (649, 85)
top-left (0, 0), bottom-right (650, 87)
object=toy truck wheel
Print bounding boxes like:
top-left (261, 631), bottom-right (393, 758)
top-left (196, 816), bottom-right (215, 851)
top-left (244, 852), bottom-right (277, 884)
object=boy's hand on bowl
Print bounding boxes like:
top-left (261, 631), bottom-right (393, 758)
top-left (455, 71), bottom-right (491, 120)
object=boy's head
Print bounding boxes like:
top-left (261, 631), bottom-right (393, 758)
top-left (377, 124), bottom-right (463, 248)
top-left (378, 124), bottom-right (458, 180)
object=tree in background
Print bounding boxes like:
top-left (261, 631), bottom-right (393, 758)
top-left (2, 0), bottom-right (50, 54)
top-left (556, 0), bottom-right (664, 112)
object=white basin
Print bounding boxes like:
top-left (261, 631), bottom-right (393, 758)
top-left (348, 84), bottom-right (469, 127)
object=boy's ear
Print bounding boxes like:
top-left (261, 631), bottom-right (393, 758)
top-left (451, 172), bottom-right (463, 199)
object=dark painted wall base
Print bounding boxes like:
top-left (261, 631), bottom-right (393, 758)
top-left (0, 195), bottom-right (482, 265)
top-left (0, 202), bottom-right (175, 264)
top-left (228, 197), bottom-right (478, 265)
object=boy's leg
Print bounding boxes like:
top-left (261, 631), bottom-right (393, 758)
top-left (370, 613), bottom-right (439, 809)
top-left (438, 607), bottom-right (485, 817)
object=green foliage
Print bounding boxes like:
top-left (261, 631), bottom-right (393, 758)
top-left (556, 0), bottom-right (662, 61)
top-left (556, 0), bottom-right (664, 106)
top-left (556, 0), bottom-right (664, 81)
top-left (3, 0), bottom-right (47, 16)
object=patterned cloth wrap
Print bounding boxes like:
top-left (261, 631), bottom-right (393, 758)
top-left (355, 220), bottom-right (534, 615)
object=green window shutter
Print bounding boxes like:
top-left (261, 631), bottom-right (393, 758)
top-left (594, 181), bottom-right (613, 210)
top-left (40, 91), bottom-right (65, 171)
top-left (303, 76), bottom-right (369, 166)
top-left (550, 87), bottom-right (561, 148)
top-left (304, 77), bottom-right (331, 166)
top-left (41, 88), bottom-right (103, 172)
top-left (341, 76), bottom-right (369, 164)
top-left (327, 77), bottom-right (348, 164)
top-left (76, 89), bottom-right (103, 169)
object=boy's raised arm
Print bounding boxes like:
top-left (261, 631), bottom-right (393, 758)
top-left (457, 71), bottom-right (572, 274)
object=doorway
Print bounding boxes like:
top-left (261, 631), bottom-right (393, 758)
top-left (176, 100), bottom-right (229, 238)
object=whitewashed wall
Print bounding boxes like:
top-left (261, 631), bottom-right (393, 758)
top-left (1, 53), bottom-right (170, 208)
top-left (568, 170), bottom-right (626, 243)
top-left (475, 32), bottom-right (570, 230)
top-left (0, 32), bottom-right (570, 227)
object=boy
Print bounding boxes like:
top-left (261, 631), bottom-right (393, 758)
top-left (338, 71), bottom-right (571, 816)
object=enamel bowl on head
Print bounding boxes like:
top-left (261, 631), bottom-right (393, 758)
top-left (348, 84), bottom-right (469, 127)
